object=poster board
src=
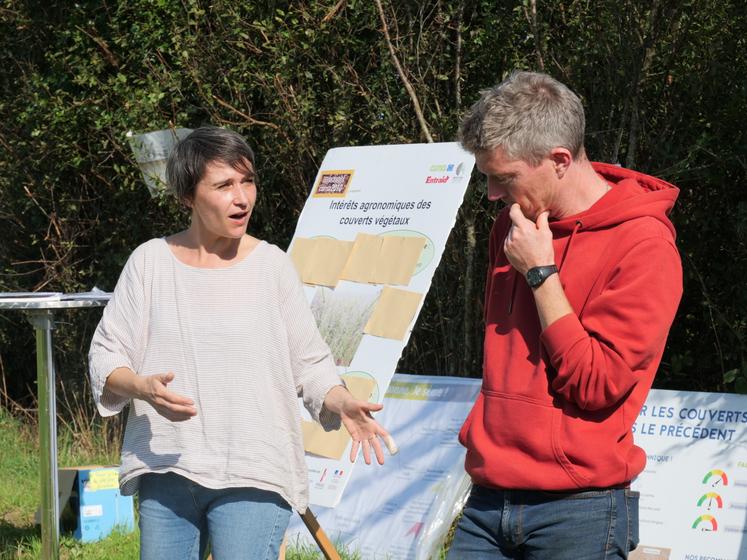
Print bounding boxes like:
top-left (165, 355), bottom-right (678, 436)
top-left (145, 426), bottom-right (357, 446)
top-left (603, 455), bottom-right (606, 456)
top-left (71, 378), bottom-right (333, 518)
top-left (631, 388), bottom-right (747, 560)
top-left (287, 373), bottom-right (481, 559)
top-left (291, 143), bottom-right (475, 507)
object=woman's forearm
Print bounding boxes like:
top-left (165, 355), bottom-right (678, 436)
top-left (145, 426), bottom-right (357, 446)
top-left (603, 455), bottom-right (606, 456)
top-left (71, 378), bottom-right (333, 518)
top-left (322, 384), bottom-right (351, 415)
top-left (104, 367), bottom-right (145, 400)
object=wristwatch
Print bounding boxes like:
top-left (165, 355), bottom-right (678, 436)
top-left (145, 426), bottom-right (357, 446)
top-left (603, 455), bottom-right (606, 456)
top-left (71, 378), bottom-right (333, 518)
top-left (526, 265), bottom-right (558, 288)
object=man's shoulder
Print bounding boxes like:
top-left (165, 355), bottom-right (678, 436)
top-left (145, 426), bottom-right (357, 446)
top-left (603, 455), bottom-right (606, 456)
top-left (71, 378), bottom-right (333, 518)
top-left (613, 215), bottom-right (677, 247)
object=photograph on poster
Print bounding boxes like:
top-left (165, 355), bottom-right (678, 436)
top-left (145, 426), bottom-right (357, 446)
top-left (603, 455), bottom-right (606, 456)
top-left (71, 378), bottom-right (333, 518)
top-left (309, 284), bottom-right (380, 366)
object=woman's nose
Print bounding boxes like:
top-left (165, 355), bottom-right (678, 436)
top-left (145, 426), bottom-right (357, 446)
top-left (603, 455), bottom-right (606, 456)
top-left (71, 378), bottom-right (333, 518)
top-left (233, 184), bottom-right (248, 205)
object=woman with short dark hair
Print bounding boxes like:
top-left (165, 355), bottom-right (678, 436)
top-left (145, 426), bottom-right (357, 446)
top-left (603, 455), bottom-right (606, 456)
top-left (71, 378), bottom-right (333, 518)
top-left (89, 126), bottom-right (389, 559)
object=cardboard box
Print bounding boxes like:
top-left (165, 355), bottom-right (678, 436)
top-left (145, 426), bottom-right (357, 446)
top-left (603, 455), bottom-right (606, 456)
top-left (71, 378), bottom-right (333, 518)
top-left (36, 466), bottom-right (135, 542)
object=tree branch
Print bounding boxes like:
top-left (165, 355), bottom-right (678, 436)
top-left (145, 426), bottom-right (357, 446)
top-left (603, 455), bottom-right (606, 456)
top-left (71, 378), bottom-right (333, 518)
top-left (523, 0), bottom-right (545, 71)
top-left (211, 94), bottom-right (280, 130)
top-left (373, 0), bottom-right (434, 143)
top-left (454, 2), bottom-right (464, 109)
top-left (322, 0), bottom-right (347, 23)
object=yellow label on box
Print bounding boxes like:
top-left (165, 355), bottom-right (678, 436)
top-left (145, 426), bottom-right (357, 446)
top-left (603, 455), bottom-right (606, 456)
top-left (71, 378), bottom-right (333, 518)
top-left (88, 469), bottom-right (119, 491)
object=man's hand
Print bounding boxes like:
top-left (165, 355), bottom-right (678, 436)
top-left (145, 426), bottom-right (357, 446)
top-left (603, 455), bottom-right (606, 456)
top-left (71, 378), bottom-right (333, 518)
top-left (504, 204), bottom-right (555, 276)
top-left (137, 372), bottom-right (197, 422)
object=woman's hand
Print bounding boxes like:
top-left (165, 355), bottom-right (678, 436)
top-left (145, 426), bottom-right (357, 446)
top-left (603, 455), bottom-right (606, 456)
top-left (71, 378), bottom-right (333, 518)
top-left (137, 372), bottom-right (197, 422)
top-left (105, 368), bottom-right (197, 422)
top-left (324, 385), bottom-right (392, 465)
top-left (341, 398), bottom-right (390, 465)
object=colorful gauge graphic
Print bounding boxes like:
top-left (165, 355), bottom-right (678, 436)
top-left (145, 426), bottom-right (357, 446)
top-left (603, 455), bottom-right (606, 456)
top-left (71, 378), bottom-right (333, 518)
top-left (691, 514), bottom-right (718, 531)
top-left (696, 493), bottom-right (723, 509)
top-left (702, 469), bottom-right (729, 486)
top-left (379, 230), bottom-right (434, 276)
top-left (341, 371), bottom-right (379, 403)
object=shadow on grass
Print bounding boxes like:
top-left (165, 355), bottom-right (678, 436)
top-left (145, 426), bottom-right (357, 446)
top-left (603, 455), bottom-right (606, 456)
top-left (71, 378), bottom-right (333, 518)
top-left (0, 519), bottom-right (38, 557)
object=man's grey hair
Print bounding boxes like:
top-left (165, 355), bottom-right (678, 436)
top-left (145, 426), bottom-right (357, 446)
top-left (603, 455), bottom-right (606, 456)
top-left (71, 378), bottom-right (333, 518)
top-left (166, 126), bottom-right (256, 204)
top-left (458, 71), bottom-right (585, 165)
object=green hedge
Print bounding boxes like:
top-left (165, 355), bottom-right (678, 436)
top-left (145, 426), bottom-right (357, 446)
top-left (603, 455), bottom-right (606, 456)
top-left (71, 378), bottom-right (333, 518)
top-left (0, 1), bottom-right (745, 407)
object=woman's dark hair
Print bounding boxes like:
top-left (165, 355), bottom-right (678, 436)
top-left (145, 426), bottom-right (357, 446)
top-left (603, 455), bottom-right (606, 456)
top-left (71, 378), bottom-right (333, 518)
top-left (166, 126), bottom-right (256, 204)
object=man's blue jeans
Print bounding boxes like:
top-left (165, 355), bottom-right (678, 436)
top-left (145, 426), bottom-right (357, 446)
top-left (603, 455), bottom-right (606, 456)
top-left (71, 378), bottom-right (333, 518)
top-left (447, 484), bottom-right (639, 559)
top-left (138, 472), bottom-right (292, 560)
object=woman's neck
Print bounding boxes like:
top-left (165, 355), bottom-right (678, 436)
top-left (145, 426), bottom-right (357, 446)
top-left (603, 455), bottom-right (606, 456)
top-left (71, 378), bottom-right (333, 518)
top-left (167, 229), bottom-right (258, 268)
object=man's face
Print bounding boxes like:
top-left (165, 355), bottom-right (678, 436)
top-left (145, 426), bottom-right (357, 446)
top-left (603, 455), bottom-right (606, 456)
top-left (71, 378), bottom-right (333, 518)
top-left (475, 146), bottom-right (557, 221)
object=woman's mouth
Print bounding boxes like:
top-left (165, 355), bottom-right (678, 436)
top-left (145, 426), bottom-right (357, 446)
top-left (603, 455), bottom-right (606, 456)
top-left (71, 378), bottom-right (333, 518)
top-left (229, 211), bottom-right (249, 223)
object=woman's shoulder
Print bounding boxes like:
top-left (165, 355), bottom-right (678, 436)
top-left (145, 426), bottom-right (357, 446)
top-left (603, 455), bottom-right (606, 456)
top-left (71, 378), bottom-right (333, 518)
top-left (258, 240), bottom-right (286, 257)
top-left (256, 241), bottom-right (295, 272)
top-left (123, 238), bottom-right (168, 271)
top-left (130, 237), bottom-right (168, 260)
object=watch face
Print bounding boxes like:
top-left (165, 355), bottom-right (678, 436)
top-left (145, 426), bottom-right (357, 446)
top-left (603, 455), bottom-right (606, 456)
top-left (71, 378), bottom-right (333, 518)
top-left (527, 268), bottom-right (542, 287)
top-left (526, 265), bottom-right (557, 288)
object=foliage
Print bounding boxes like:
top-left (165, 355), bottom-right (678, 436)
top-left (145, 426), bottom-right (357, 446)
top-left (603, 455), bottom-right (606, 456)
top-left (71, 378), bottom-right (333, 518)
top-left (0, 0), bottom-right (745, 407)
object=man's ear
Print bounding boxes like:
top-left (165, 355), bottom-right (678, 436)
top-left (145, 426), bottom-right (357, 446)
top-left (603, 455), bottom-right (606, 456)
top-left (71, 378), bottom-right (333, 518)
top-left (549, 147), bottom-right (572, 179)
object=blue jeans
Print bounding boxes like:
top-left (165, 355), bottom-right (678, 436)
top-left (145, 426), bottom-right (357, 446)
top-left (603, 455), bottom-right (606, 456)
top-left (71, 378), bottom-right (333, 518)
top-left (447, 485), bottom-right (639, 559)
top-left (138, 472), bottom-right (292, 560)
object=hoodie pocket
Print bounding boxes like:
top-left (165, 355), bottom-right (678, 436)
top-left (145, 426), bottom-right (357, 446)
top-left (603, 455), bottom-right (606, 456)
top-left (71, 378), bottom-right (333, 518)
top-left (549, 405), bottom-right (593, 488)
top-left (464, 389), bottom-right (592, 489)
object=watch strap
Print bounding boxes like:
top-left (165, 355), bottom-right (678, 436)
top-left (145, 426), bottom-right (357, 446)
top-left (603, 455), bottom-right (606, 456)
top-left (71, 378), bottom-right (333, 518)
top-left (526, 265), bottom-right (558, 288)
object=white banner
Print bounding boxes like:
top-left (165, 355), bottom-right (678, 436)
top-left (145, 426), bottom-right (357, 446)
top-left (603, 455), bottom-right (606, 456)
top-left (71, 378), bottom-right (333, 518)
top-left (288, 373), bottom-right (480, 559)
top-left (292, 143), bottom-right (475, 507)
top-left (631, 388), bottom-right (747, 560)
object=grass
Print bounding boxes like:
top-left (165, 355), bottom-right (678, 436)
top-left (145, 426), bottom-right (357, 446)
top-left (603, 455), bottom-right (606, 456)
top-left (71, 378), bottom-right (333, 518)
top-left (0, 406), bottom-right (138, 559)
top-left (0, 407), bottom-right (364, 559)
top-left (310, 287), bottom-right (378, 367)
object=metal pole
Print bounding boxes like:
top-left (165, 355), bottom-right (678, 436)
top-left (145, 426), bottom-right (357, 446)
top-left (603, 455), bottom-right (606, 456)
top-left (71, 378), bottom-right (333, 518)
top-left (28, 309), bottom-right (59, 560)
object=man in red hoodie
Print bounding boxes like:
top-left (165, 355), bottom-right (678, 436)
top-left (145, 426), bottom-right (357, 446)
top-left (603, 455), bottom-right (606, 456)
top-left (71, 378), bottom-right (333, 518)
top-left (448, 71), bottom-right (682, 559)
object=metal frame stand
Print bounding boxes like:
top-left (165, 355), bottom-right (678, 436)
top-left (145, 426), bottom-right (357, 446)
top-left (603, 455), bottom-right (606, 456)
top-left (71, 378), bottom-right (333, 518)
top-left (28, 309), bottom-right (60, 560)
top-left (0, 295), bottom-right (109, 560)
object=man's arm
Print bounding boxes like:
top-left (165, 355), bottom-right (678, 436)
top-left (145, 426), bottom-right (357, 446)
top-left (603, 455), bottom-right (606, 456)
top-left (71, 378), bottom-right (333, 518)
top-left (503, 204), bottom-right (682, 411)
top-left (503, 205), bottom-right (572, 329)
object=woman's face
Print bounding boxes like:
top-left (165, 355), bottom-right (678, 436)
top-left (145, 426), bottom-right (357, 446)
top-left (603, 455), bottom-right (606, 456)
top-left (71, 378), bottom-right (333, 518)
top-left (188, 159), bottom-right (257, 240)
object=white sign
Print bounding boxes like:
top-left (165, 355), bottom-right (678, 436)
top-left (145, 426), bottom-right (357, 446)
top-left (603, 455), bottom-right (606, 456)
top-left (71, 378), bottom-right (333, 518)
top-left (292, 143), bottom-right (475, 507)
top-left (288, 374), bottom-right (480, 559)
top-left (632, 388), bottom-right (747, 560)
top-left (127, 128), bottom-right (192, 196)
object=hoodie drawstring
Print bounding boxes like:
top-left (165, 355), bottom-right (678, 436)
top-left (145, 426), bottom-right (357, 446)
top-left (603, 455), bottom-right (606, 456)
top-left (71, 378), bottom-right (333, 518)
top-left (559, 221), bottom-right (583, 270)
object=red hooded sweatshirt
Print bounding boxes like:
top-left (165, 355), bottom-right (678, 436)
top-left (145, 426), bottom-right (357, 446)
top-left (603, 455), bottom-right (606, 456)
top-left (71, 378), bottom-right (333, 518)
top-left (459, 162), bottom-right (683, 490)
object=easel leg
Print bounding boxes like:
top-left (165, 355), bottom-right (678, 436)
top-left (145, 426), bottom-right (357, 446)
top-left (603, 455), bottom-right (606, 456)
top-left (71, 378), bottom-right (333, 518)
top-left (301, 508), bottom-right (341, 560)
